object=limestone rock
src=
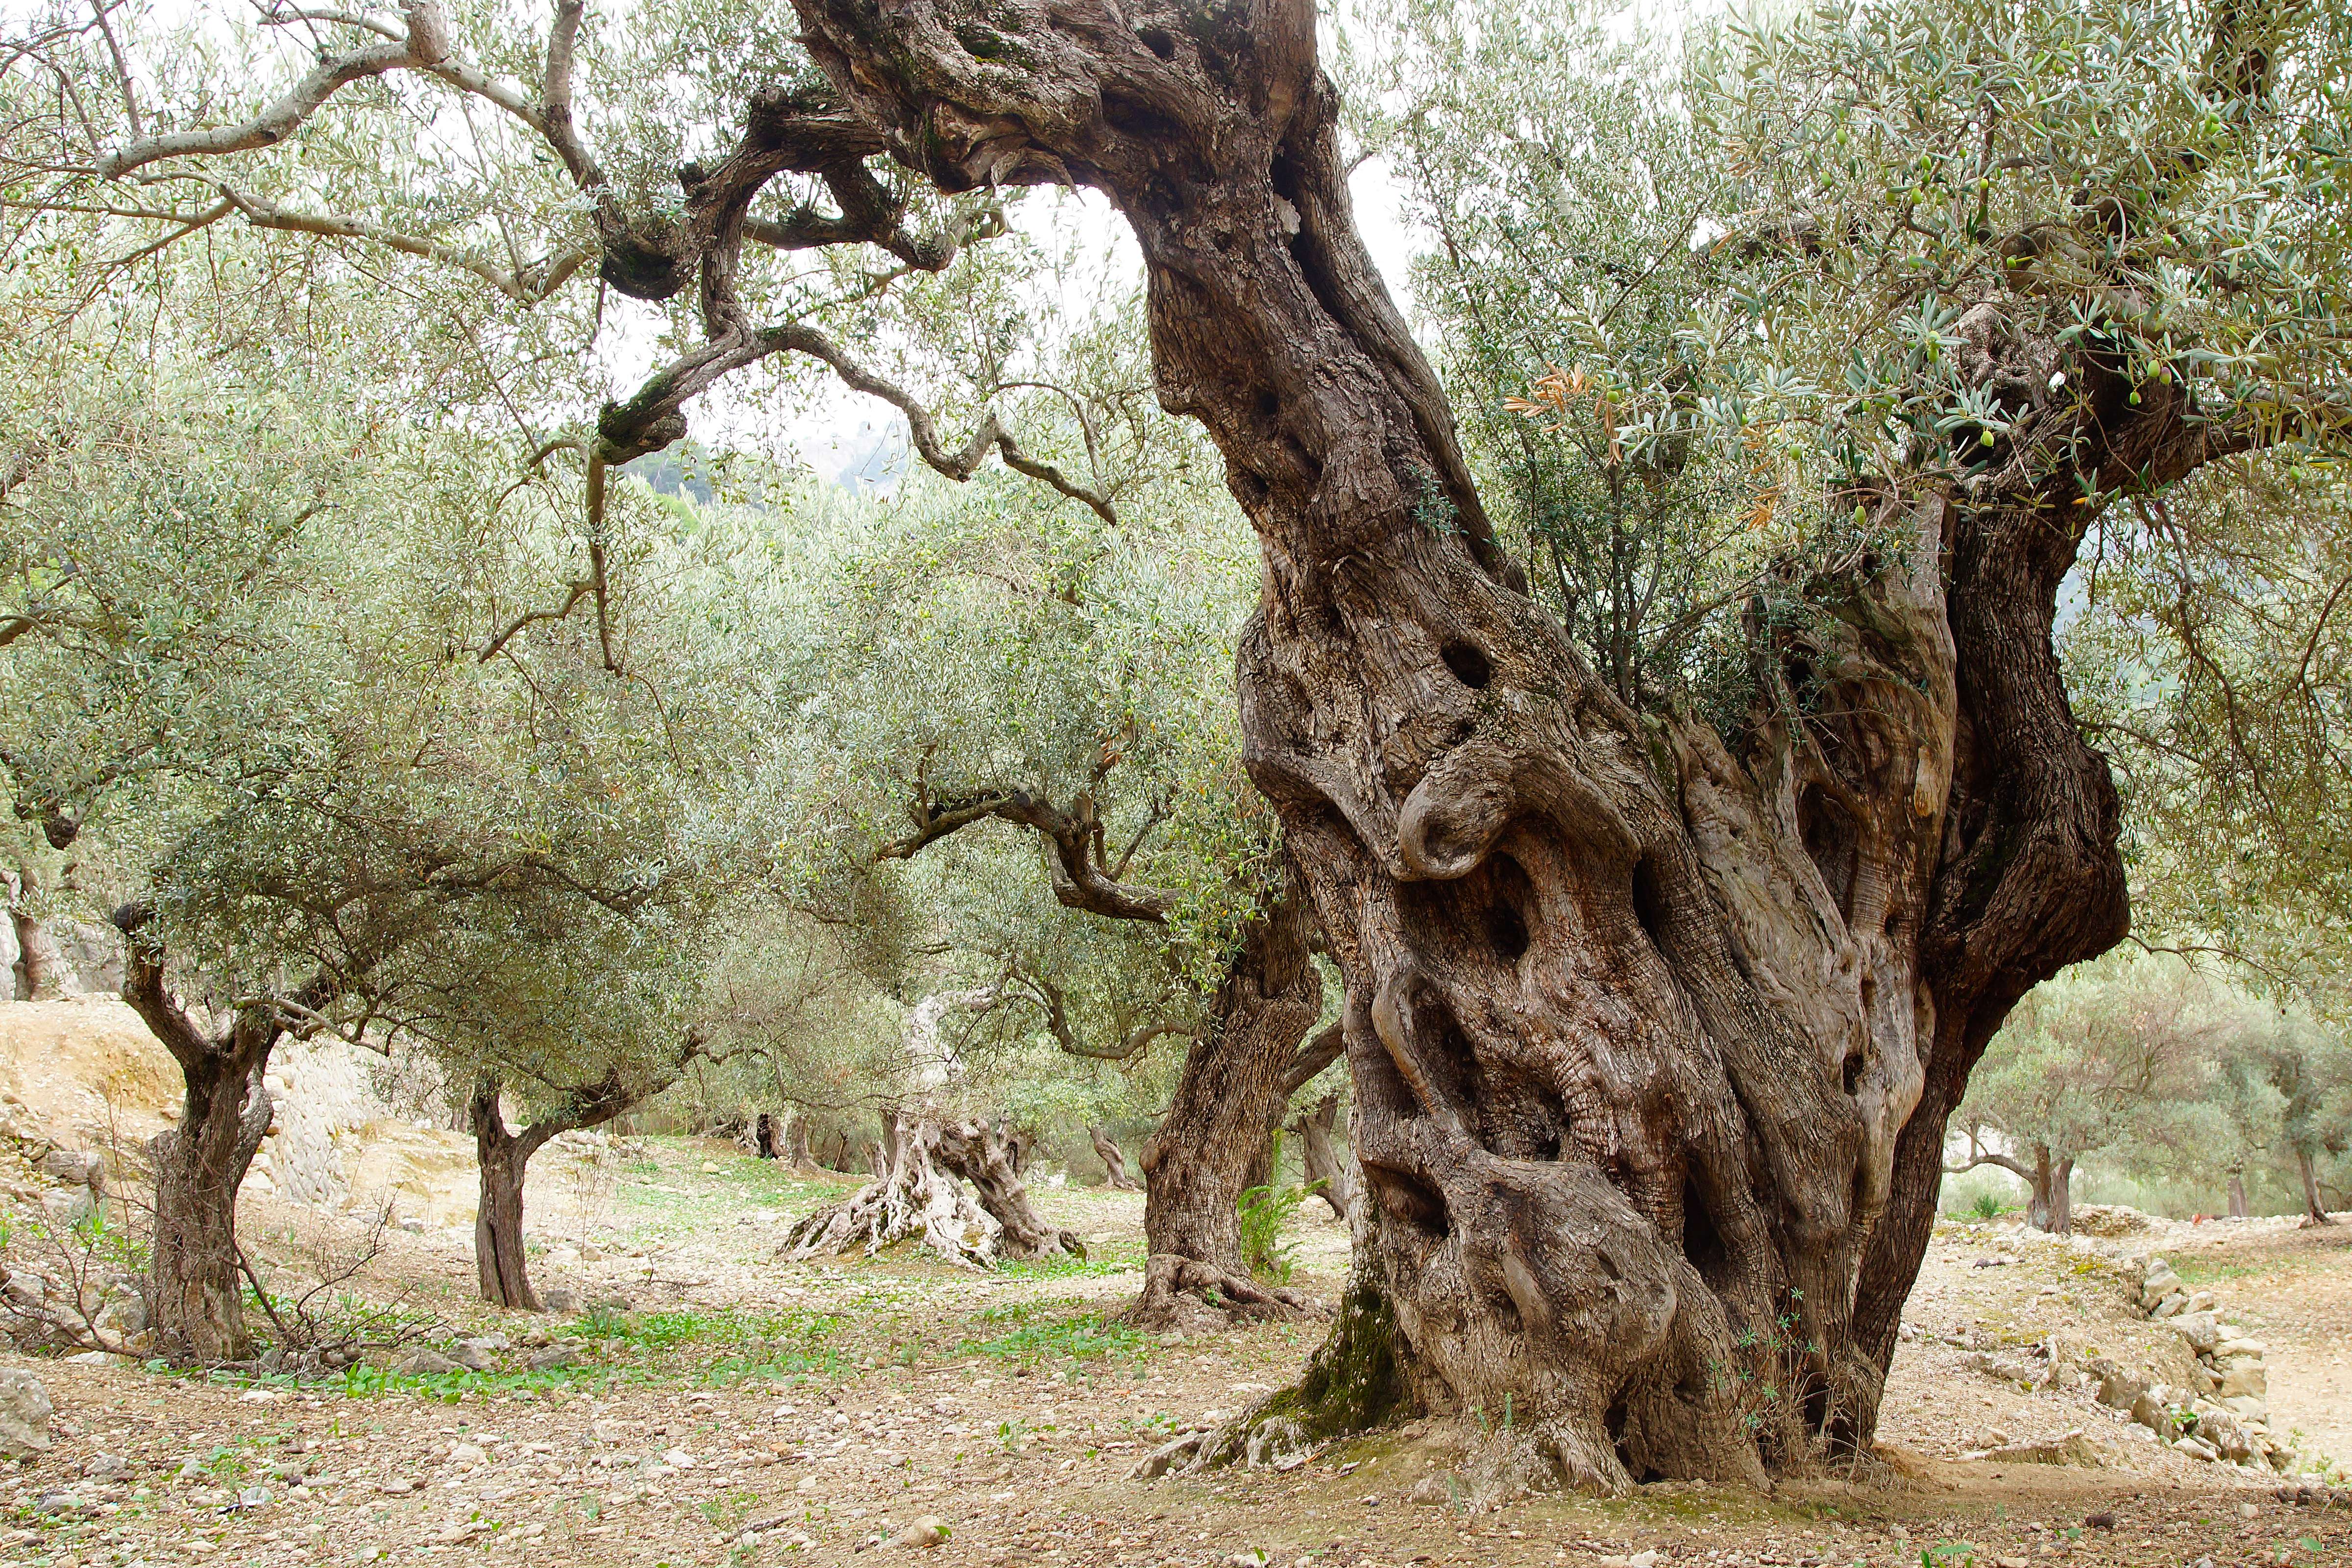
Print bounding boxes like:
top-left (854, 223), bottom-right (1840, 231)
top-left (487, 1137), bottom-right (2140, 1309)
top-left (394, 1350), bottom-right (461, 1375)
top-left (0, 1370), bottom-right (52, 1456)
top-left (889, 1516), bottom-right (948, 1548)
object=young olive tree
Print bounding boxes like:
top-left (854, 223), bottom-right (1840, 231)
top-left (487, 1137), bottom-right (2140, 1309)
top-left (1946, 953), bottom-right (2218, 1232)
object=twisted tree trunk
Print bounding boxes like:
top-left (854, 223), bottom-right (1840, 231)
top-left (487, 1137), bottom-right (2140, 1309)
top-left (1290, 1093), bottom-right (1352, 1222)
top-left (1088, 1126), bottom-right (1137, 1190)
top-left (1131, 870), bottom-right (1323, 1326)
top-left (749, 0), bottom-right (2195, 1491)
top-left (935, 1119), bottom-right (1084, 1259)
top-left (784, 1109), bottom-right (1002, 1267)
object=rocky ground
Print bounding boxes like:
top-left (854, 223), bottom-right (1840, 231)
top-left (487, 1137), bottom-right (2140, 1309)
top-left (0, 1138), bottom-right (2344, 1568)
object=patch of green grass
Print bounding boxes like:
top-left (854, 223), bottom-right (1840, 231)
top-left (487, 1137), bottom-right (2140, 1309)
top-left (580, 1304), bottom-right (845, 1350)
top-left (2170, 1257), bottom-right (2269, 1286)
top-left (993, 1246), bottom-right (1143, 1280)
top-left (957, 1300), bottom-right (1147, 1364)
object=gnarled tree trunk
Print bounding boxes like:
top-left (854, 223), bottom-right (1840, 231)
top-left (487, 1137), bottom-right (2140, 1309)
top-left (115, 905), bottom-right (284, 1363)
top-left (763, 0), bottom-right (2171, 1490)
top-left (1290, 1093), bottom-right (1352, 1221)
top-left (1088, 1126), bottom-right (1137, 1190)
top-left (935, 1119), bottom-right (1084, 1259)
top-left (1131, 869), bottom-right (1323, 1327)
top-left (2228, 1172), bottom-right (2249, 1220)
top-left (785, 1112), bottom-right (817, 1174)
top-left (784, 1109), bottom-right (1002, 1268)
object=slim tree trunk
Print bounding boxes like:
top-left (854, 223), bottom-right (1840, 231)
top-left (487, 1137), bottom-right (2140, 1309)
top-left (1291, 1093), bottom-right (1352, 1221)
top-left (1088, 1126), bottom-right (1138, 1190)
top-left (2297, 1147), bottom-right (2333, 1224)
top-left (785, 0), bottom-right (2159, 1490)
top-left (2228, 1173), bottom-right (2249, 1219)
top-left (2025, 1144), bottom-right (2055, 1231)
top-left (1130, 868), bottom-right (1322, 1326)
top-left (471, 1077), bottom-right (545, 1312)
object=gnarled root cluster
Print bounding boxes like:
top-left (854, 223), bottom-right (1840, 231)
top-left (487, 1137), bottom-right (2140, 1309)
top-left (782, 1114), bottom-right (1001, 1269)
top-left (1125, 1253), bottom-right (1319, 1334)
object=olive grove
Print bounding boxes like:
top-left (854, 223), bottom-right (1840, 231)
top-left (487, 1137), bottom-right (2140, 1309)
top-left (6, 0), bottom-right (2352, 1499)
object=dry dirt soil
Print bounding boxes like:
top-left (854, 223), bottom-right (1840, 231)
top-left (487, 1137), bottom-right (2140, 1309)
top-left (1, 1138), bottom-right (2347, 1568)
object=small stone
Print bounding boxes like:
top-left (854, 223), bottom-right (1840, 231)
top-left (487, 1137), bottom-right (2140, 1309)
top-left (378, 1478), bottom-right (416, 1495)
top-left (395, 1350), bottom-right (461, 1375)
top-left (32, 1490), bottom-right (79, 1514)
top-left (529, 1346), bottom-right (576, 1372)
top-left (542, 1288), bottom-right (578, 1313)
top-left (447, 1443), bottom-right (487, 1466)
top-left (891, 1515), bottom-right (950, 1548)
top-left (701, 1161), bottom-right (722, 1174)
top-left (80, 1452), bottom-right (128, 1479)
top-left (236, 1485), bottom-right (272, 1508)
top-left (663, 1447), bottom-right (696, 1469)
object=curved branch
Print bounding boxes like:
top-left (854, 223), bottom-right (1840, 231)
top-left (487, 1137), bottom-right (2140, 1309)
top-left (94, 1), bottom-right (457, 178)
top-left (220, 185), bottom-right (588, 302)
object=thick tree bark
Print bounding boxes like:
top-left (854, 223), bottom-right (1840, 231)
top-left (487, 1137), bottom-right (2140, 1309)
top-left (471, 1078), bottom-right (549, 1312)
top-left (755, 1112), bottom-right (779, 1159)
top-left (2228, 1173), bottom-right (2249, 1220)
top-left (784, 1109), bottom-right (1003, 1267)
top-left (1130, 869), bottom-right (1322, 1327)
top-left (2296, 1148), bottom-right (2332, 1225)
top-left (2050, 1156), bottom-right (2074, 1236)
top-left (114, 905), bottom-right (288, 1362)
top-left (935, 1119), bottom-right (1084, 1259)
top-left (1290, 1093), bottom-right (1352, 1221)
top-left (1088, 1126), bottom-right (1138, 1190)
top-left (756, 0), bottom-right (2207, 1489)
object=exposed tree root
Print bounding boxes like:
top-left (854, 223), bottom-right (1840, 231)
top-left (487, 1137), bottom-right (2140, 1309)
top-left (781, 1115), bottom-right (1000, 1269)
top-left (1122, 1253), bottom-right (1322, 1333)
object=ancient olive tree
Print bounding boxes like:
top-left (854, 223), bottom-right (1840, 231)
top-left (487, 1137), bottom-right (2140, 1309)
top-left (25, 0), bottom-right (2352, 1486)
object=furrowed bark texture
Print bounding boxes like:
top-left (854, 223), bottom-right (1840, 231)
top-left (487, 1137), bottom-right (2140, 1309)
top-left (934, 1118), bottom-right (1084, 1259)
top-left (115, 907), bottom-right (284, 1362)
top-left (471, 1079), bottom-right (551, 1312)
top-left (1131, 870), bottom-right (1322, 1326)
top-left (777, 0), bottom-right (2163, 1486)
